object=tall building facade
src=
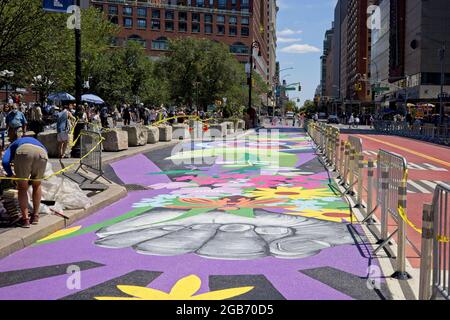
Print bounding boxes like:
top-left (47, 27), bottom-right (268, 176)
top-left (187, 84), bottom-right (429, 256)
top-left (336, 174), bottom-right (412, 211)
top-left (370, 0), bottom-right (450, 113)
top-left (90, 0), bottom-right (274, 85)
top-left (320, 27), bottom-right (334, 98)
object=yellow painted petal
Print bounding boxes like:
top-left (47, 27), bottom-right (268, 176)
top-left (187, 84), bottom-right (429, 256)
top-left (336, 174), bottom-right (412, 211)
top-left (117, 285), bottom-right (170, 300)
top-left (94, 297), bottom-right (142, 300)
top-left (192, 286), bottom-right (254, 300)
top-left (37, 226), bottom-right (82, 243)
top-left (169, 275), bottom-right (202, 298)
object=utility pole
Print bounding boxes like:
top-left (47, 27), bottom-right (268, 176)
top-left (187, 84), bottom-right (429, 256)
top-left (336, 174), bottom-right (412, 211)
top-left (75, 0), bottom-right (82, 109)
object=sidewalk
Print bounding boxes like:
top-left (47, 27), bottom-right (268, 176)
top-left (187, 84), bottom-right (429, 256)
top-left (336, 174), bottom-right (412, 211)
top-left (0, 129), bottom-right (250, 259)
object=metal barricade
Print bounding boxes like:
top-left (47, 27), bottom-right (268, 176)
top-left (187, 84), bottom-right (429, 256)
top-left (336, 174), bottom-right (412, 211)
top-left (374, 149), bottom-right (411, 280)
top-left (77, 130), bottom-right (104, 183)
top-left (348, 136), bottom-right (363, 206)
top-left (431, 184), bottom-right (450, 300)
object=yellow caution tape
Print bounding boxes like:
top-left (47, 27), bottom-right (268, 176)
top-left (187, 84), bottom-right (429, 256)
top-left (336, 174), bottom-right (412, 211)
top-left (0, 133), bottom-right (105, 182)
top-left (398, 205), bottom-right (448, 243)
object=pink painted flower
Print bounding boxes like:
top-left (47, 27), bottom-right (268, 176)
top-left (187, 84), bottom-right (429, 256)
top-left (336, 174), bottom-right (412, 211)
top-left (148, 182), bottom-right (197, 190)
top-left (249, 176), bottom-right (288, 188)
top-left (170, 187), bottom-right (243, 197)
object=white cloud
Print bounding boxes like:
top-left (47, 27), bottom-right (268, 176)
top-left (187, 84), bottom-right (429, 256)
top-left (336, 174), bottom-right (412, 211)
top-left (280, 44), bottom-right (321, 54)
top-left (278, 37), bottom-right (302, 43)
top-left (277, 29), bottom-right (303, 37)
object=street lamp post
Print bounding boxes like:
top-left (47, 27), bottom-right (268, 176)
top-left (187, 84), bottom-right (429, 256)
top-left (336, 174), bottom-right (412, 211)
top-left (247, 41), bottom-right (261, 126)
top-left (0, 70), bottom-right (14, 104)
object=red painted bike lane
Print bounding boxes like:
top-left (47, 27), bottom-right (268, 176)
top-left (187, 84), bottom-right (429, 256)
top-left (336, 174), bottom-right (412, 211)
top-left (341, 134), bottom-right (450, 268)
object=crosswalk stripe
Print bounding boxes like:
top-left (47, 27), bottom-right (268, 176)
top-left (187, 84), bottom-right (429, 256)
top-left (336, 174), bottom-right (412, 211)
top-left (408, 181), bottom-right (432, 194)
top-left (408, 163), bottom-right (426, 170)
top-left (420, 180), bottom-right (437, 190)
top-left (423, 163), bottom-right (448, 172)
top-left (436, 181), bottom-right (450, 189)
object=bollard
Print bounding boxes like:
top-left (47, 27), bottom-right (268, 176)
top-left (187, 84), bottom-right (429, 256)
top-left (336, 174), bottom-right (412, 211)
top-left (419, 204), bottom-right (434, 300)
top-left (356, 154), bottom-right (364, 207)
top-left (334, 136), bottom-right (340, 172)
top-left (366, 159), bottom-right (375, 222)
top-left (339, 140), bottom-right (345, 177)
top-left (392, 177), bottom-right (411, 280)
top-left (380, 167), bottom-right (389, 242)
top-left (347, 147), bottom-right (356, 195)
top-left (342, 143), bottom-right (350, 186)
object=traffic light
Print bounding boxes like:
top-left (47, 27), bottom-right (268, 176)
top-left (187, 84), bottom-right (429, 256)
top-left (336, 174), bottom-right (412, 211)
top-left (298, 85), bottom-right (302, 92)
top-left (355, 83), bottom-right (362, 92)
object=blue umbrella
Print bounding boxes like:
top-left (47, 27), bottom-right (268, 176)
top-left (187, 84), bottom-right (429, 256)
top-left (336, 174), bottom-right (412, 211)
top-left (48, 92), bottom-right (75, 102)
top-left (82, 94), bottom-right (105, 104)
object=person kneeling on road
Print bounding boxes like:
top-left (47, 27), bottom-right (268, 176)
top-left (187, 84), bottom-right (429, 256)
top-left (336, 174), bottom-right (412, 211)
top-left (2, 137), bottom-right (48, 228)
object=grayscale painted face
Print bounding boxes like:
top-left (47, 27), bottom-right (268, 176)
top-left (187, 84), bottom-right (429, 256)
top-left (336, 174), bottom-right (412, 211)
top-left (95, 209), bottom-right (354, 260)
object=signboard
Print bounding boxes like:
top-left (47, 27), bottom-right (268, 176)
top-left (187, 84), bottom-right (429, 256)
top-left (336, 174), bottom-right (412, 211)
top-left (43, 0), bottom-right (74, 13)
top-left (285, 87), bottom-right (296, 91)
top-left (373, 86), bottom-right (390, 93)
top-left (43, 0), bottom-right (88, 13)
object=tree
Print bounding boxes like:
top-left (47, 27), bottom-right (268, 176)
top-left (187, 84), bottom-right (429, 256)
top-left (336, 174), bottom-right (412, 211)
top-left (285, 100), bottom-right (297, 112)
top-left (159, 38), bottom-right (249, 111)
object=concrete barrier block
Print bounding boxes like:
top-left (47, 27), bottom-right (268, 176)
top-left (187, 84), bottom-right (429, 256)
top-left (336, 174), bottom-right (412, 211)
top-left (122, 125), bottom-right (148, 147)
top-left (159, 126), bottom-right (173, 142)
top-left (209, 123), bottom-right (227, 138)
top-left (38, 131), bottom-right (72, 158)
top-left (102, 129), bottom-right (128, 152)
top-left (172, 124), bottom-right (190, 140)
top-left (146, 126), bottom-right (159, 144)
top-left (189, 121), bottom-right (203, 139)
top-left (236, 120), bottom-right (245, 131)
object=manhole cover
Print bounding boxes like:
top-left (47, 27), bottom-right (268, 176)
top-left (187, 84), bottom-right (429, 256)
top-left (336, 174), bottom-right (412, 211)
top-left (124, 184), bottom-right (148, 191)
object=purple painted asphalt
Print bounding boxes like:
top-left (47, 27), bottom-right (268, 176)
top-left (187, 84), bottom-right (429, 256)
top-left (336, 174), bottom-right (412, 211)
top-left (0, 131), bottom-right (385, 300)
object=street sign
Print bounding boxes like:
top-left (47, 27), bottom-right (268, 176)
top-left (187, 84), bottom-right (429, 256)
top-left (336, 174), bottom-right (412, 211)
top-left (43, 0), bottom-right (74, 13)
top-left (285, 87), bottom-right (296, 91)
top-left (42, 0), bottom-right (88, 13)
top-left (373, 86), bottom-right (390, 93)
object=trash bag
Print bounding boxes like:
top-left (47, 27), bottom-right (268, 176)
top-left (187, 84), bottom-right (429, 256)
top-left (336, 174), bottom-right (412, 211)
top-left (28, 163), bottom-right (92, 213)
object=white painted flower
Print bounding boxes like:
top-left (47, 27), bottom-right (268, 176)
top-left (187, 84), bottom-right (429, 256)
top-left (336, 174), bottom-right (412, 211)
top-left (132, 194), bottom-right (179, 208)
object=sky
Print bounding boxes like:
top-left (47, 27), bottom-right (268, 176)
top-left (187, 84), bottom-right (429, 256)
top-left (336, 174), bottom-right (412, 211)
top-left (276, 0), bottom-right (337, 105)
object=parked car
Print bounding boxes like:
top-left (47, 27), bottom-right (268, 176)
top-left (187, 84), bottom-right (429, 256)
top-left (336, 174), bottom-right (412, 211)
top-left (286, 112), bottom-right (295, 119)
top-left (328, 115), bottom-right (340, 124)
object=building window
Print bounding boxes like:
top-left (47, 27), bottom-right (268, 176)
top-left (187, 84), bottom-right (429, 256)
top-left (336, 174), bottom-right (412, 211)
top-left (128, 35), bottom-right (146, 48)
top-left (204, 24), bottom-right (213, 34)
top-left (165, 21), bottom-right (174, 31)
top-left (179, 22), bottom-right (187, 32)
top-left (108, 5), bottom-right (117, 15)
top-left (151, 20), bottom-right (160, 31)
top-left (192, 13), bottom-right (200, 23)
top-left (137, 7), bottom-right (147, 17)
top-left (204, 14), bottom-right (212, 23)
top-left (165, 10), bottom-right (174, 20)
top-left (123, 6), bottom-right (132, 16)
top-left (229, 26), bottom-right (237, 36)
top-left (217, 15), bottom-right (225, 24)
top-left (152, 37), bottom-right (168, 51)
top-left (217, 24), bottom-right (225, 35)
top-left (241, 17), bottom-right (249, 25)
top-left (109, 15), bottom-right (118, 24)
top-left (229, 16), bottom-right (237, 25)
top-left (192, 23), bottom-right (200, 33)
top-left (179, 12), bottom-right (187, 22)
top-left (123, 17), bottom-right (133, 28)
top-left (241, 26), bottom-right (249, 36)
top-left (152, 9), bottom-right (160, 19)
top-left (137, 19), bottom-right (147, 29)
top-left (230, 42), bottom-right (249, 54)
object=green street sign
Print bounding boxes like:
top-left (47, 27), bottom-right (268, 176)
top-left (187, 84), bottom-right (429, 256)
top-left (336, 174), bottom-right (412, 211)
top-left (285, 87), bottom-right (296, 91)
top-left (373, 86), bottom-right (390, 93)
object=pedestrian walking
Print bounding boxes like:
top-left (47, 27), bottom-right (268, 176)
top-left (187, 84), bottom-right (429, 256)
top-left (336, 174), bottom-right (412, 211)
top-left (348, 114), bottom-right (355, 128)
top-left (27, 103), bottom-right (43, 135)
top-left (122, 105), bottom-right (131, 126)
top-left (6, 104), bottom-right (27, 143)
top-left (56, 105), bottom-right (75, 159)
top-left (100, 105), bottom-right (109, 128)
top-left (355, 115), bottom-right (360, 128)
top-left (1, 137), bottom-right (48, 228)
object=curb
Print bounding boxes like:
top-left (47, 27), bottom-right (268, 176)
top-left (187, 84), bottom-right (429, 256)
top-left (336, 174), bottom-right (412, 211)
top-left (0, 184), bottom-right (127, 260)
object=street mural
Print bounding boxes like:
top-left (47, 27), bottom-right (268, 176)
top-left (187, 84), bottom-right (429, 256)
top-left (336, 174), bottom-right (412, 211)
top-left (0, 129), bottom-right (390, 300)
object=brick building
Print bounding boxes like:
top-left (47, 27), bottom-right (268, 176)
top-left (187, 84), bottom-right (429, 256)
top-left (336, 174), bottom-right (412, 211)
top-left (90, 0), bottom-right (274, 86)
